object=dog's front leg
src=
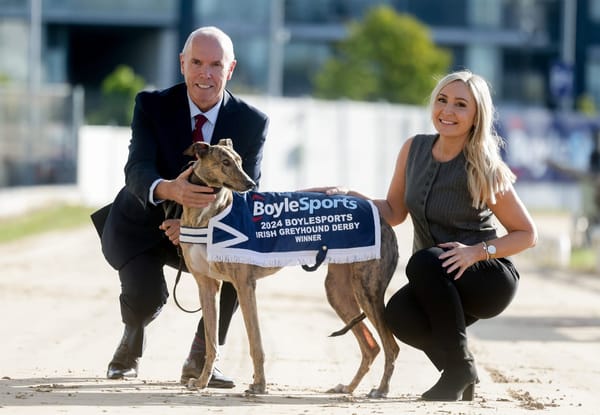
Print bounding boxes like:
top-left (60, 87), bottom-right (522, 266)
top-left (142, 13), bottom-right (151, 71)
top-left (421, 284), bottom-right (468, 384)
top-left (231, 271), bottom-right (266, 394)
top-left (188, 274), bottom-right (221, 390)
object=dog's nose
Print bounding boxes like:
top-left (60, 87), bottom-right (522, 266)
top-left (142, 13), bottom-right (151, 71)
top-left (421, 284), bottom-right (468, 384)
top-left (245, 179), bottom-right (256, 190)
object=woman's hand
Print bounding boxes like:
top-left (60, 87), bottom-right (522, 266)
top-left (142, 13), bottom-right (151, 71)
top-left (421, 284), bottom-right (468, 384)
top-left (160, 219), bottom-right (181, 246)
top-left (300, 186), bottom-right (349, 195)
top-left (437, 242), bottom-right (485, 280)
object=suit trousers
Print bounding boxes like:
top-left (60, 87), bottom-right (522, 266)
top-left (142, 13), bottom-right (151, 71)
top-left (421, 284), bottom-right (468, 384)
top-left (384, 246), bottom-right (519, 370)
top-left (117, 237), bottom-right (238, 347)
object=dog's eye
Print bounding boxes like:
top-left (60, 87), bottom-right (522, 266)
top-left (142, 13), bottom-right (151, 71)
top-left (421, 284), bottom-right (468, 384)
top-left (222, 159), bottom-right (231, 166)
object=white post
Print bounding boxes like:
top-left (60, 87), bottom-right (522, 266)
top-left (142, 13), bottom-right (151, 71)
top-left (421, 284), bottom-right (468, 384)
top-left (267, 0), bottom-right (288, 96)
top-left (560, 0), bottom-right (577, 111)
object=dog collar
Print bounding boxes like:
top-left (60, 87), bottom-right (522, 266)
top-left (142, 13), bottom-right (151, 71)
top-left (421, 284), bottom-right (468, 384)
top-left (188, 172), bottom-right (222, 194)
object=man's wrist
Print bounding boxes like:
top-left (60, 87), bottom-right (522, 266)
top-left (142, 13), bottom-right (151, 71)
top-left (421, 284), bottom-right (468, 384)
top-left (150, 178), bottom-right (166, 205)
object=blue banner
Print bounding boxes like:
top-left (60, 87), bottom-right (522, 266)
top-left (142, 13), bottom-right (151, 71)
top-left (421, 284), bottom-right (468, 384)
top-left (187, 191), bottom-right (381, 267)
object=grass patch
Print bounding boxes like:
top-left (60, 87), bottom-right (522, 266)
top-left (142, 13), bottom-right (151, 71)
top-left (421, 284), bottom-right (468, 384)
top-left (569, 247), bottom-right (596, 272)
top-left (0, 204), bottom-right (96, 244)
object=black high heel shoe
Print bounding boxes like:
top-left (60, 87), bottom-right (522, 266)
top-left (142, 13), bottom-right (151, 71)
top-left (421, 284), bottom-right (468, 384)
top-left (421, 362), bottom-right (478, 401)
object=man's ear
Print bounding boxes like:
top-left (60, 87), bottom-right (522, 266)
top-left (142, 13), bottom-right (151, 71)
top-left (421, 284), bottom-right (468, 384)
top-left (226, 59), bottom-right (237, 80)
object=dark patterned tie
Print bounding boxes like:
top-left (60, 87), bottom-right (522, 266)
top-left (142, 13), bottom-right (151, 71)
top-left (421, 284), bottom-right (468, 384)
top-left (193, 114), bottom-right (208, 142)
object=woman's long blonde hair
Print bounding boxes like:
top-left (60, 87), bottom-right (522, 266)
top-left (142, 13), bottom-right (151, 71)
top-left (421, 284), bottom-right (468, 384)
top-left (429, 70), bottom-right (516, 208)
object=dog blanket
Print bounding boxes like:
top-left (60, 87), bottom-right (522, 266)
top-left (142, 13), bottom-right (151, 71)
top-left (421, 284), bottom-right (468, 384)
top-left (180, 191), bottom-right (381, 267)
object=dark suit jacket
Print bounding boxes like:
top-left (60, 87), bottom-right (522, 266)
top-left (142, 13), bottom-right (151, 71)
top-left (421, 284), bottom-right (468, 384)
top-left (95, 83), bottom-right (269, 270)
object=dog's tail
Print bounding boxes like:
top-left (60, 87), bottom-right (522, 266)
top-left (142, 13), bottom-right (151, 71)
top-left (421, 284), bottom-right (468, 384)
top-left (329, 312), bottom-right (366, 337)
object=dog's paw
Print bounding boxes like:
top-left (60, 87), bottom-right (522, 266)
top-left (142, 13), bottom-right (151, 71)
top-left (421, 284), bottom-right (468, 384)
top-left (327, 384), bottom-right (351, 394)
top-left (186, 378), bottom-right (208, 390)
top-left (186, 378), bottom-right (198, 390)
top-left (244, 383), bottom-right (267, 395)
top-left (367, 388), bottom-right (387, 399)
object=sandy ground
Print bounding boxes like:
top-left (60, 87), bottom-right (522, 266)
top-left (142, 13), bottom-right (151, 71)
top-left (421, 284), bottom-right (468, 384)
top-left (1, 216), bottom-right (600, 414)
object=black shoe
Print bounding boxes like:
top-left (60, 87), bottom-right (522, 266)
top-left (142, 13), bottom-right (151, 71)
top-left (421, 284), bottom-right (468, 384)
top-left (421, 361), bottom-right (478, 401)
top-left (107, 360), bottom-right (139, 379)
top-left (106, 325), bottom-right (144, 379)
top-left (180, 354), bottom-right (235, 389)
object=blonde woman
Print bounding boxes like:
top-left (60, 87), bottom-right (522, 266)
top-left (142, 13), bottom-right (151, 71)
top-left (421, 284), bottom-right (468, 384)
top-left (312, 70), bottom-right (537, 400)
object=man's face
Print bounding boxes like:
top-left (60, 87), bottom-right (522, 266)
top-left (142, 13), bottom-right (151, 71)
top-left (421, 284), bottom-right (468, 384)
top-left (180, 34), bottom-right (237, 112)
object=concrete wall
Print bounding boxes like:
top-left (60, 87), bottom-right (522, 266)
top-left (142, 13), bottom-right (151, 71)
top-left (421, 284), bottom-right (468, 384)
top-left (77, 125), bottom-right (130, 206)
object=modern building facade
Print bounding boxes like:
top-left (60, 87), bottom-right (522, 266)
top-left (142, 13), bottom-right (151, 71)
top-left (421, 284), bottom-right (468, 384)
top-left (1, 0), bottom-right (599, 112)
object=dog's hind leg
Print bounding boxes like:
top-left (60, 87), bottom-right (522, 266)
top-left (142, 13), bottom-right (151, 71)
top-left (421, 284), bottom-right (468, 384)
top-left (351, 264), bottom-right (399, 398)
top-left (354, 220), bottom-right (400, 398)
top-left (325, 264), bottom-right (381, 395)
top-left (188, 274), bottom-right (222, 390)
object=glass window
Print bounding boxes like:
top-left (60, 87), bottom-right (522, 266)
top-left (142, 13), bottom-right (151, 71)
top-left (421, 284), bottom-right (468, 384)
top-left (283, 41), bottom-right (330, 96)
top-left (465, 45), bottom-right (501, 93)
top-left (0, 19), bottom-right (28, 84)
top-left (227, 35), bottom-right (269, 94)
top-left (0, 0), bottom-right (27, 12)
top-left (285, 0), bottom-right (370, 23)
top-left (586, 46), bottom-right (600, 106)
top-left (590, 0), bottom-right (600, 21)
top-left (43, 0), bottom-right (175, 14)
top-left (468, 0), bottom-right (501, 28)
top-left (197, 0), bottom-right (270, 24)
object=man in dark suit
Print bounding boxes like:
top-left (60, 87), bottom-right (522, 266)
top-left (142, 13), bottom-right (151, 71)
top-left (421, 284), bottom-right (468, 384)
top-left (92, 26), bottom-right (269, 388)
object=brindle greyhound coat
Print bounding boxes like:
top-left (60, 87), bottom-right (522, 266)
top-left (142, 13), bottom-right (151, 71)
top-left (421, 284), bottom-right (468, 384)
top-left (179, 139), bottom-right (400, 398)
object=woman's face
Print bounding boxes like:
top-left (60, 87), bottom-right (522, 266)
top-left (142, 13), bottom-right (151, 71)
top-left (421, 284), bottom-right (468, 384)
top-left (432, 80), bottom-right (477, 140)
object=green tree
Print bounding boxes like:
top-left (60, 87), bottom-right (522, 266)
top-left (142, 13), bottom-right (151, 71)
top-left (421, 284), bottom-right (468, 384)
top-left (313, 6), bottom-right (451, 105)
top-left (90, 65), bottom-right (145, 126)
top-left (576, 93), bottom-right (597, 117)
top-left (0, 72), bottom-right (10, 85)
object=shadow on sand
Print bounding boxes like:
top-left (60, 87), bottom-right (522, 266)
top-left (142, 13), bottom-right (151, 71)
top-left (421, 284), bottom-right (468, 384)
top-left (0, 376), bottom-right (417, 408)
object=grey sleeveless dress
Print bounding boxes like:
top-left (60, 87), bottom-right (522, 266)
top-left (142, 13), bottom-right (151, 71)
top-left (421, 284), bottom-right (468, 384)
top-left (405, 134), bottom-right (497, 253)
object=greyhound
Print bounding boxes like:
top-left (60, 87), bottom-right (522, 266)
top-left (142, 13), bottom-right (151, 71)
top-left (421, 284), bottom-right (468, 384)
top-left (178, 139), bottom-right (400, 398)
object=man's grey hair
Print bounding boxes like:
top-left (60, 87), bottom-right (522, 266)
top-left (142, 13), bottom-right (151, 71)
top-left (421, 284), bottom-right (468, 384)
top-left (181, 26), bottom-right (235, 63)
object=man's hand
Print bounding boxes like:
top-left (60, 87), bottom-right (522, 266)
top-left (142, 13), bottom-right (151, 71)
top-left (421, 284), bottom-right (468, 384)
top-left (155, 166), bottom-right (217, 208)
top-left (160, 219), bottom-right (181, 246)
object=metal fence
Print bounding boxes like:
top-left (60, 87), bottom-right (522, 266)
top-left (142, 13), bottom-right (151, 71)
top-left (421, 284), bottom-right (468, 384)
top-left (0, 85), bottom-right (83, 187)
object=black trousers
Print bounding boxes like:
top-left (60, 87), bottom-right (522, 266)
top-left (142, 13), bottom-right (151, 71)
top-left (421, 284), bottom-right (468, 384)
top-left (384, 247), bottom-right (519, 370)
top-left (117, 238), bottom-right (238, 348)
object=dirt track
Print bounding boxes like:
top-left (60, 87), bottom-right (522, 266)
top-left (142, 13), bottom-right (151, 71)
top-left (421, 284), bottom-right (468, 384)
top-left (1, 220), bottom-right (600, 414)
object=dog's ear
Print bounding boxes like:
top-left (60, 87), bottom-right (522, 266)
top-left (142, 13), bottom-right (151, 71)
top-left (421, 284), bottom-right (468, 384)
top-left (218, 138), bottom-right (233, 148)
top-left (183, 144), bottom-right (195, 157)
top-left (183, 142), bottom-right (210, 159)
